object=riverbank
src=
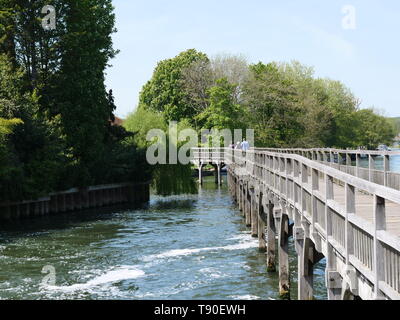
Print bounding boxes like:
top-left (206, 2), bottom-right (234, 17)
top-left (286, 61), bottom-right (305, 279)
top-left (0, 182), bottom-right (150, 222)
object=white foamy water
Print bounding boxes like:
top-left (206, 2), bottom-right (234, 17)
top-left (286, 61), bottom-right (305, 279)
top-left (142, 236), bottom-right (258, 262)
top-left (229, 294), bottom-right (261, 300)
top-left (199, 268), bottom-right (227, 279)
top-left (44, 266), bottom-right (145, 292)
top-left (226, 232), bottom-right (252, 241)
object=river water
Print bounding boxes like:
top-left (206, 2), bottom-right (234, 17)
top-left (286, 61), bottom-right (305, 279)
top-left (3, 152), bottom-right (400, 300)
top-left (357, 150), bottom-right (400, 171)
top-left (0, 177), bottom-right (327, 300)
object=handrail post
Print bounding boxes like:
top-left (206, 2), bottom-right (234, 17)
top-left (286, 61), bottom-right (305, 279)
top-left (384, 155), bottom-right (390, 187)
top-left (325, 175), bottom-right (342, 299)
top-left (373, 195), bottom-right (386, 299)
top-left (311, 168), bottom-right (319, 231)
top-left (323, 151), bottom-right (329, 165)
top-left (338, 153), bottom-right (343, 170)
top-left (369, 154), bottom-right (375, 182)
top-left (282, 156), bottom-right (288, 196)
top-left (285, 157), bottom-right (290, 200)
top-left (301, 163), bottom-right (308, 226)
top-left (346, 153), bottom-right (352, 167)
top-left (356, 153), bottom-right (361, 178)
top-left (345, 183), bottom-right (355, 265)
top-left (325, 175), bottom-right (334, 238)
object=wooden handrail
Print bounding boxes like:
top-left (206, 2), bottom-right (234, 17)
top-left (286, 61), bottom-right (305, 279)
top-left (194, 147), bottom-right (400, 299)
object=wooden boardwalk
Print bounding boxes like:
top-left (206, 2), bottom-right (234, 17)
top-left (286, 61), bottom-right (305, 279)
top-left (192, 147), bottom-right (400, 300)
top-left (318, 179), bottom-right (400, 238)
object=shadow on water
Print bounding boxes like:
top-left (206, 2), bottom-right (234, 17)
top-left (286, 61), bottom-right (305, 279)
top-left (151, 199), bottom-right (197, 210)
top-left (0, 203), bottom-right (148, 240)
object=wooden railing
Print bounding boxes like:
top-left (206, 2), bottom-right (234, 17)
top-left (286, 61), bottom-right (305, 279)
top-left (193, 147), bottom-right (400, 299)
top-left (193, 147), bottom-right (400, 191)
top-left (192, 148), bottom-right (226, 163)
top-left (258, 147), bottom-right (400, 191)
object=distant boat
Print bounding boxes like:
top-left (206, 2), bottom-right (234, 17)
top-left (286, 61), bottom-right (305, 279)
top-left (377, 144), bottom-right (391, 151)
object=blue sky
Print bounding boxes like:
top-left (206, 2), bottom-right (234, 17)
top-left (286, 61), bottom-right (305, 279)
top-left (105, 0), bottom-right (400, 118)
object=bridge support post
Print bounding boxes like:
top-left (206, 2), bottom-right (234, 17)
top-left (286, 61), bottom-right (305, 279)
top-left (326, 243), bottom-right (343, 300)
top-left (267, 201), bottom-right (276, 272)
top-left (198, 162), bottom-right (204, 185)
top-left (258, 195), bottom-right (266, 252)
top-left (238, 183), bottom-right (242, 212)
top-left (236, 181), bottom-right (241, 207)
top-left (213, 163), bottom-right (222, 185)
top-left (240, 181), bottom-right (246, 217)
top-left (279, 212), bottom-right (290, 299)
top-left (233, 177), bottom-right (236, 198)
top-left (298, 237), bottom-right (324, 300)
top-left (251, 191), bottom-right (258, 237)
top-left (233, 177), bottom-right (238, 201)
top-left (245, 185), bottom-right (251, 227)
top-left (217, 163), bottom-right (222, 186)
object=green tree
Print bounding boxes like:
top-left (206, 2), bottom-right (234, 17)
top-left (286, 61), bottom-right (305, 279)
top-left (139, 49), bottom-right (209, 122)
top-left (315, 79), bottom-right (360, 148)
top-left (124, 107), bottom-right (167, 149)
top-left (196, 78), bottom-right (246, 132)
top-left (0, 1), bottom-right (148, 203)
top-left (276, 61), bottom-right (335, 147)
top-left (387, 117), bottom-right (400, 135)
top-left (243, 62), bottom-right (302, 147)
top-left (0, 117), bottom-right (22, 172)
top-left (0, 53), bottom-right (62, 201)
top-left (53, 0), bottom-right (119, 186)
top-left (352, 109), bottom-right (396, 149)
top-left (124, 108), bottom-right (196, 196)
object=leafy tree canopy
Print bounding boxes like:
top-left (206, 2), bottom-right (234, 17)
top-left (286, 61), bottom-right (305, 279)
top-left (139, 49), bottom-right (209, 122)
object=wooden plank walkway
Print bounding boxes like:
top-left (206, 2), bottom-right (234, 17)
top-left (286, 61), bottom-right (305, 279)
top-left (316, 178), bottom-right (400, 238)
top-left (192, 147), bottom-right (400, 300)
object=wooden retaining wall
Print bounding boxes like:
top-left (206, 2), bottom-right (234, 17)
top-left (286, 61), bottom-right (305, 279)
top-left (0, 182), bottom-right (150, 221)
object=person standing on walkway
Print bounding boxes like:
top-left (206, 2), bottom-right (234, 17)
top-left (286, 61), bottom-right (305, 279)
top-left (241, 138), bottom-right (250, 151)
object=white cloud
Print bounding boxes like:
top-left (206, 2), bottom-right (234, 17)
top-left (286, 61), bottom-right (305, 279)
top-left (308, 25), bottom-right (356, 59)
top-left (291, 16), bottom-right (356, 59)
